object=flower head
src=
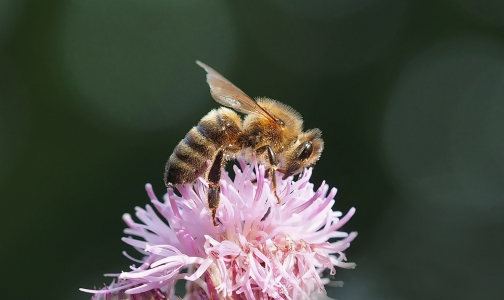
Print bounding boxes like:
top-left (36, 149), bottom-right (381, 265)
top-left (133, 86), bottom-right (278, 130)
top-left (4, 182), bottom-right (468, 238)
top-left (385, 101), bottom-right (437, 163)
top-left (81, 160), bottom-right (357, 299)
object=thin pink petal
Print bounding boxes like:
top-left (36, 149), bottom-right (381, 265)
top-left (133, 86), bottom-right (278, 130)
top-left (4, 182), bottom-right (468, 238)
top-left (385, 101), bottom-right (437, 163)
top-left (185, 257), bottom-right (213, 281)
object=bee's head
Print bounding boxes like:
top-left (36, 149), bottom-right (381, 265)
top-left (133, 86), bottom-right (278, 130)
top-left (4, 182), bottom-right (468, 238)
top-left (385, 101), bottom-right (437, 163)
top-left (280, 129), bottom-right (324, 179)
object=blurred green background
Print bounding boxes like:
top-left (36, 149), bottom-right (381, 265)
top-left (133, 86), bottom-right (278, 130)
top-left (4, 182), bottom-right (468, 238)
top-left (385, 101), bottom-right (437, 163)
top-left (1, 0), bottom-right (504, 299)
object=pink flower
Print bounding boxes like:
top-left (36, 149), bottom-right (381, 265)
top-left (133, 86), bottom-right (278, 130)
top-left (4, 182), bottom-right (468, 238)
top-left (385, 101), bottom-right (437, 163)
top-left (81, 160), bottom-right (357, 299)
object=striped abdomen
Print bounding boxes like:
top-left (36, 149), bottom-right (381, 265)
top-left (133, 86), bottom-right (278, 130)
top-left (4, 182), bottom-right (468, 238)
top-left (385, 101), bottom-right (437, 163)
top-left (164, 108), bottom-right (242, 186)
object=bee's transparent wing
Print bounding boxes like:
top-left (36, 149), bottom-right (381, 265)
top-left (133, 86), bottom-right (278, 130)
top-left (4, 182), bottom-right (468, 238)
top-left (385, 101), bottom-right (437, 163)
top-left (196, 61), bottom-right (276, 121)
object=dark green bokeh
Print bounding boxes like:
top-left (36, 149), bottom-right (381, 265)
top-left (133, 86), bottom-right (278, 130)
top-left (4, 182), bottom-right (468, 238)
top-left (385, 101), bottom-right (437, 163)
top-left (1, 1), bottom-right (503, 299)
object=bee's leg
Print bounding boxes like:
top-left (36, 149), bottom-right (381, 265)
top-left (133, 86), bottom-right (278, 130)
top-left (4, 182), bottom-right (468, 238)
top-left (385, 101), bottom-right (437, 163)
top-left (256, 145), bottom-right (281, 204)
top-left (207, 149), bottom-right (224, 226)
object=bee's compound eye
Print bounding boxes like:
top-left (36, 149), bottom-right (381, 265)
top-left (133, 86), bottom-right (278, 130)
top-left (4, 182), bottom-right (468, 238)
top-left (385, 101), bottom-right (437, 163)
top-left (298, 141), bottom-right (313, 160)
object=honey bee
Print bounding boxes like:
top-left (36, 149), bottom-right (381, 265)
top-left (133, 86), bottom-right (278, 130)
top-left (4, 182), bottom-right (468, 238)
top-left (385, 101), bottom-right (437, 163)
top-left (164, 61), bottom-right (324, 226)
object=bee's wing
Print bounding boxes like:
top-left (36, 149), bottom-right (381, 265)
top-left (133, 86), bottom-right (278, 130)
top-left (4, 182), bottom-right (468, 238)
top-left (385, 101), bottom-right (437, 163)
top-left (196, 61), bottom-right (276, 121)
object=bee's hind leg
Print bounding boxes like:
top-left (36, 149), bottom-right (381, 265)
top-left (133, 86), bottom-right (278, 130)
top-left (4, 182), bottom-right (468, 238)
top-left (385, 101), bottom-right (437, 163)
top-left (207, 150), bottom-right (224, 226)
top-left (207, 146), bottom-right (240, 226)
